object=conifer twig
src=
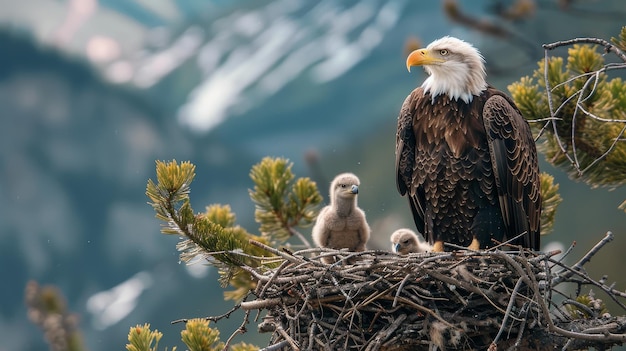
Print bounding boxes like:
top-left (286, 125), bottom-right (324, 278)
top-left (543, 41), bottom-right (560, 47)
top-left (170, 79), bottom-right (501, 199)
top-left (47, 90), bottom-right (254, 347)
top-left (171, 303), bottom-right (243, 324)
top-left (543, 37), bottom-right (626, 62)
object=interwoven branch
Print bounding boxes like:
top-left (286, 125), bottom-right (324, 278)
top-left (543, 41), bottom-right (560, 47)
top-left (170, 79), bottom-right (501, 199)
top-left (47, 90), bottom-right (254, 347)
top-left (223, 233), bottom-right (626, 350)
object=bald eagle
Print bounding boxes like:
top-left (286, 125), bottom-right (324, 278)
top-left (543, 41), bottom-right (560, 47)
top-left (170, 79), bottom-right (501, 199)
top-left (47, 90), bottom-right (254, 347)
top-left (396, 36), bottom-right (540, 252)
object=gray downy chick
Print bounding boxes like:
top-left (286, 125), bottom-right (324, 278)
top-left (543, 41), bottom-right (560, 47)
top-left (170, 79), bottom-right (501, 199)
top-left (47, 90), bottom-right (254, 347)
top-left (312, 173), bottom-right (370, 263)
top-left (390, 228), bottom-right (432, 254)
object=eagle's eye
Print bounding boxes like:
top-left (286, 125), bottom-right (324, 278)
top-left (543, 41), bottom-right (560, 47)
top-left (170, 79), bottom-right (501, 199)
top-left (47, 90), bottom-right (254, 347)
top-left (439, 49), bottom-right (449, 56)
top-left (340, 184), bottom-right (347, 188)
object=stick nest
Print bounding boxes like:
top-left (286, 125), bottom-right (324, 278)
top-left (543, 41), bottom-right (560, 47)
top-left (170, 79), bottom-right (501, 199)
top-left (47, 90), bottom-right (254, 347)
top-left (235, 233), bottom-right (626, 350)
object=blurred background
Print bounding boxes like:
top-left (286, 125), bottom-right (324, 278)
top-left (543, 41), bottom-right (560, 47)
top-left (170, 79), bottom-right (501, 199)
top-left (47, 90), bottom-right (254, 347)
top-left (1, 0), bottom-right (625, 350)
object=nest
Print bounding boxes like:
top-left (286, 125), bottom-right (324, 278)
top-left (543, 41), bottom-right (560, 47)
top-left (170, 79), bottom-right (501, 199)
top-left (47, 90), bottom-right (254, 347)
top-left (230, 233), bottom-right (626, 351)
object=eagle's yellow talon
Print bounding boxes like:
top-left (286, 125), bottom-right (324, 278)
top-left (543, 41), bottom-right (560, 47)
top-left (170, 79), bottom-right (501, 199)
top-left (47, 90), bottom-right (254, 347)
top-left (468, 238), bottom-right (480, 251)
top-left (432, 241), bottom-right (445, 252)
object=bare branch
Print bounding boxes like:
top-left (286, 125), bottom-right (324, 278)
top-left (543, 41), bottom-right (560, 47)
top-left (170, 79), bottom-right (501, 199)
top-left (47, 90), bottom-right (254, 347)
top-left (570, 231), bottom-right (614, 274)
top-left (543, 37), bottom-right (626, 62)
top-left (213, 233), bottom-right (626, 350)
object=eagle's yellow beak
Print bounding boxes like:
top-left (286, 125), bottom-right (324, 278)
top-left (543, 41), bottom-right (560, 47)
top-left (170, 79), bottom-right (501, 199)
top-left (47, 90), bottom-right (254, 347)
top-left (406, 49), bottom-right (443, 72)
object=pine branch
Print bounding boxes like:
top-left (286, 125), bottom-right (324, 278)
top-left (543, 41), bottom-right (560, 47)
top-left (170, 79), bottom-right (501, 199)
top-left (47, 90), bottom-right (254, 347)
top-left (25, 281), bottom-right (87, 351)
top-left (249, 157), bottom-right (322, 247)
top-left (146, 158), bottom-right (323, 303)
top-left (509, 28), bottom-right (626, 189)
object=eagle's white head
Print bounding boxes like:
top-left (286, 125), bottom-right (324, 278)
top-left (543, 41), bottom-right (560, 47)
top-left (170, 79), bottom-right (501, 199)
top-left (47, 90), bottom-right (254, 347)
top-left (406, 36), bottom-right (487, 103)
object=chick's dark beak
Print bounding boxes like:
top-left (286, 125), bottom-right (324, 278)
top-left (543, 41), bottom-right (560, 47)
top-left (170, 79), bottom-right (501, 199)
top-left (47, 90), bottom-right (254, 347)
top-left (351, 185), bottom-right (359, 194)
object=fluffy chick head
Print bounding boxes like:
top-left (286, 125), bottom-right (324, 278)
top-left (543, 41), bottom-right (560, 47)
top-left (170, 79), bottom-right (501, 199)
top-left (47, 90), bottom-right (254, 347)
top-left (390, 228), bottom-right (431, 254)
top-left (329, 172), bottom-right (360, 202)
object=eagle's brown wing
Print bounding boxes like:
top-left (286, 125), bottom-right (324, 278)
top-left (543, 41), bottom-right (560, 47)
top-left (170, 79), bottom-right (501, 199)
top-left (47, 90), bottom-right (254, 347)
top-left (482, 94), bottom-right (541, 250)
top-left (395, 90), bottom-right (426, 233)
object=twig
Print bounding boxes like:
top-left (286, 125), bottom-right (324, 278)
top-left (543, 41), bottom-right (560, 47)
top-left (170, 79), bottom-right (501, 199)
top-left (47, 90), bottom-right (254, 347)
top-left (364, 314), bottom-right (407, 351)
top-left (543, 37), bottom-right (626, 63)
top-left (393, 274), bottom-right (414, 308)
top-left (258, 259), bottom-right (291, 297)
top-left (259, 340), bottom-right (290, 351)
top-left (505, 302), bottom-right (531, 351)
top-left (567, 231), bottom-right (613, 277)
top-left (171, 303), bottom-right (242, 324)
top-left (543, 48), bottom-right (577, 167)
top-left (276, 324), bottom-right (301, 350)
top-left (562, 299), bottom-right (596, 318)
top-left (580, 125), bottom-right (626, 174)
top-left (239, 264), bottom-right (310, 284)
top-left (492, 278), bottom-right (525, 347)
top-left (569, 71), bottom-right (601, 171)
top-left (221, 308), bottom-right (251, 351)
top-left (555, 241), bottom-right (577, 265)
top-left (550, 260), bottom-right (626, 312)
top-left (487, 231), bottom-right (529, 251)
top-left (248, 239), bottom-right (301, 264)
top-left (241, 297), bottom-right (298, 310)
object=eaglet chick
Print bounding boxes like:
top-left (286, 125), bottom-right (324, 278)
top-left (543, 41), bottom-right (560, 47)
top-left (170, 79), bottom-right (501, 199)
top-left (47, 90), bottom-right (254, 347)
top-left (312, 173), bottom-right (370, 264)
top-left (390, 228), bottom-right (432, 254)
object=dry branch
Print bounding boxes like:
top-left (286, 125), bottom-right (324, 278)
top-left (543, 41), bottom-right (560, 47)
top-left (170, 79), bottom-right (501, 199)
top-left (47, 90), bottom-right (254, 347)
top-left (208, 233), bottom-right (626, 350)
